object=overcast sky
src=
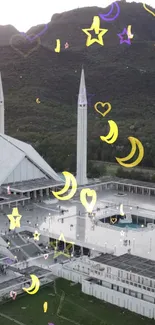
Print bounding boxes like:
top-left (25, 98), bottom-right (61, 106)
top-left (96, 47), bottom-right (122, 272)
top-left (0, 0), bottom-right (154, 32)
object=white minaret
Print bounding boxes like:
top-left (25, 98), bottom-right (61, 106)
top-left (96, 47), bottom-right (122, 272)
top-left (0, 73), bottom-right (4, 134)
top-left (76, 68), bottom-right (88, 185)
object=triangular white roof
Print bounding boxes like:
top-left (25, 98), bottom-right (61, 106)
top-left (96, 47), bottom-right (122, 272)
top-left (0, 133), bottom-right (62, 185)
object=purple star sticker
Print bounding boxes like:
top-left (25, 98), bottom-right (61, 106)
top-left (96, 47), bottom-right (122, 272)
top-left (48, 323), bottom-right (54, 325)
top-left (117, 28), bottom-right (131, 45)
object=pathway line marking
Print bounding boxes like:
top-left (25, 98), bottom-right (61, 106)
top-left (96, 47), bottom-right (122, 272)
top-left (0, 312), bottom-right (27, 325)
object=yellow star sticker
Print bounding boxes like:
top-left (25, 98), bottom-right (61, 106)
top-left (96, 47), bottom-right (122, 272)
top-left (82, 16), bottom-right (108, 47)
top-left (33, 230), bottom-right (40, 241)
top-left (50, 233), bottom-right (74, 259)
top-left (7, 208), bottom-right (22, 230)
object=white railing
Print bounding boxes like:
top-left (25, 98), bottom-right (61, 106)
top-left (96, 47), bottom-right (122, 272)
top-left (16, 225), bottom-right (115, 255)
top-left (59, 262), bottom-right (155, 298)
top-left (97, 221), bottom-right (150, 232)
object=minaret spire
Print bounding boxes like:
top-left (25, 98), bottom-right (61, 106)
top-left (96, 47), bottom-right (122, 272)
top-left (76, 68), bottom-right (88, 185)
top-left (0, 73), bottom-right (4, 134)
top-left (78, 68), bottom-right (87, 106)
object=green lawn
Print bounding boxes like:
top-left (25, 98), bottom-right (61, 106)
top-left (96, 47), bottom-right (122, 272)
top-left (93, 160), bottom-right (155, 177)
top-left (0, 278), bottom-right (154, 325)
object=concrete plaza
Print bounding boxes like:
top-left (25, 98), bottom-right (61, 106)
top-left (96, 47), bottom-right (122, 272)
top-left (0, 188), bottom-right (155, 261)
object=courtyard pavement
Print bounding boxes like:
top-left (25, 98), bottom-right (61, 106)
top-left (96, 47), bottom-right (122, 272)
top-left (0, 189), bottom-right (155, 261)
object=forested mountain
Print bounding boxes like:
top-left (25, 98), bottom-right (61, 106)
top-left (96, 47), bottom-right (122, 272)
top-left (0, 2), bottom-right (155, 174)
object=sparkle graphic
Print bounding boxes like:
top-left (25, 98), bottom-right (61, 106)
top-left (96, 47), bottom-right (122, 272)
top-left (120, 230), bottom-right (125, 237)
top-left (7, 208), bottom-right (22, 230)
top-left (117, 28), bottom-right (131, 45)
top-left (7, 185), bottom-right (11, 194)
top-left (33, 230), bottom-right (40, 241)
top-left (64, 42), bottom-right (69, 49)
top-left (82, 16), bottom-right (108, 47)
top-left (50, 233), bottom-right (74, 258)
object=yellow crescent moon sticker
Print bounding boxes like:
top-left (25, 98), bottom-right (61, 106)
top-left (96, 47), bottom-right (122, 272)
top-left (36, 98), bottom-right (40, 104)
top-left (52, 171), bottom-right (77, 200)
top-left (100, 120), bottom-right (118, 144)
top-left (55, 39), bottom-right (60, 52)
top-left (22, 274), bottom-right (40, 295)
top-left (115, 136), bottom-right (144, 168)
top-left (127, 25), bottom-right (134, 39)
top-left (143, 3), bottom-right (155, 16)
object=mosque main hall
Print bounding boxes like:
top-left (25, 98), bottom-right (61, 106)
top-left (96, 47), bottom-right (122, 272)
top-left (0, 69), bottom-right (155, 319)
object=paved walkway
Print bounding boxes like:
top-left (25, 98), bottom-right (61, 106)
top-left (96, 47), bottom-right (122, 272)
top-left (1, 188), bottom-right (155, 261)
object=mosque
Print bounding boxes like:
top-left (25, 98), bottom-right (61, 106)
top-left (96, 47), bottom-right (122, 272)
top-left (0, 70), bottom-right (155, 207)
top-left (1, 69), bottom-right (155, 319)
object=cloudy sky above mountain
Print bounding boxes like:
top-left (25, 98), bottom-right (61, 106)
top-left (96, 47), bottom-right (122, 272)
top-left (0, 0), bottom-right (154, 31)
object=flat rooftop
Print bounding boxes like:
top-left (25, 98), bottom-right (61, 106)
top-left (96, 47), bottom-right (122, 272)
top-left (0, 275), bottom-right (25, 291)
top-left (2, 177), bottom-right (64, 192)
top-left (92, 253), bottom-right (155, 279)
top-left (0, 193), bottom-right (30, 205)
top-left (1, 186), bottom-right (155, 262)
top-left (2, 175), bottom-right (155, 194)
top-left (19, 265), bottom-right (53, 277)
top-left (101, 176), bottom-right (155, 189)
top-left (0, 266), bottom-right (54, 291)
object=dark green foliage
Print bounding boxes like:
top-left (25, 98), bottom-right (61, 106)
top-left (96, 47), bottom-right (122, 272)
top-left (0, 2), bottom-right (155, 173)
top-left (88, 160), bottom-right (107, 178)
top-left (116, 166), bottom-right (152, 182)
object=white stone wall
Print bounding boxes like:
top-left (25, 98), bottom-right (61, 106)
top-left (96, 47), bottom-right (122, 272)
top-left (71, 259), bottom-right (155, 299)
top-left (51, 263), bottom-right (155, 319)
top-left (91, 261), bottom-right (155, 290)
top-left (51, 264), bottom-right (82, 283)
top-left (82, 280), bottom-right (155, 319)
